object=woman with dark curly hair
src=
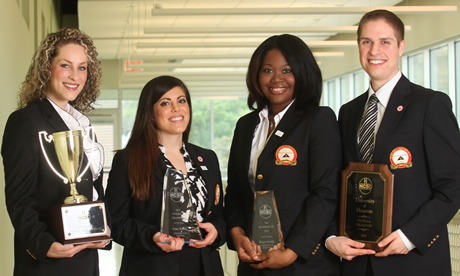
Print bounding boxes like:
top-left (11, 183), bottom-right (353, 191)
top-left (2, 29), bottom-right (108, 276)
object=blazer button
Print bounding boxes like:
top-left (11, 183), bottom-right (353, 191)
top-left (257, 174), bottom-right (263, 180)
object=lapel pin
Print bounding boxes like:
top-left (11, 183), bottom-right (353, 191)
top-left (197, 156), bottom-right (203, 162)
top-left (397, 105), bottom-right (404, 112)
top-left (215, 184), bottom-right (220, 205)
top-left (275, 130), bottom-right (284, 137)
top-left (200, 165), bottom-right (208, 171)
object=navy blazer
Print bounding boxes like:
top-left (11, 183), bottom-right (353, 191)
top-left (338, 75), bottom-right (460, 276)
top-left (225, 104), bottom-right (342, 275)
top-left (2, 99), bottom-right (104, 276)
top-left (106, 143), bottom-right (225, 276)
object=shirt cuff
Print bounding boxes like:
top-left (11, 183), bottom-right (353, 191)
top-left (397, 229), bottom-right (416, 251)
top-left (325, 235), bottom-right (336, 250)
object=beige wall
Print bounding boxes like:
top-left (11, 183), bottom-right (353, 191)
top-left (0, 0), bottom-right (58, 275)
top-left (318, 0), bottom-right (460, 80)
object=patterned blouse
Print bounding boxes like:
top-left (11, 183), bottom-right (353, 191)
top-left (159, 144), bottom-right (209, 222)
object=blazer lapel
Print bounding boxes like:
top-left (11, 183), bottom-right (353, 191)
top-left (373, 76), bottom-right (411, 162)
top-left (257, 105), bottom-right (301, 169)
top-left (241, 113), bottom-right (261, 176)
top-left (346, 92), bottom-right (368, 162)
top-left (37, 99), bottom-right (69, 132)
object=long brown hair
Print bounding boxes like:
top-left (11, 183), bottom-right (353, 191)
top-left (125, 76), bottom-right (192, 201)
top-left (18, 28), bottom-right (101, 113)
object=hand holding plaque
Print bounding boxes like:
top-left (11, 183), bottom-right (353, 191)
top-left (39, 128), bottom-right (111, 245)
top-left (251, 191), bottom-right (284, 255)
top-left (340, 162), bottom-right (394, 251)
top-left (160, 168), bottom-right (202, 242)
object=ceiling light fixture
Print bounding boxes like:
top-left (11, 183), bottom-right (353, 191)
top-left (151, 6), bottom-right (456, 16)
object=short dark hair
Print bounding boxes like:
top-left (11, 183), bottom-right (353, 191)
top-left (246, 34), bottom-right (323, 111)
top-left (125, 75), bottom-right (192, 201)
top-left (357, 9), bottom-right (405, 44)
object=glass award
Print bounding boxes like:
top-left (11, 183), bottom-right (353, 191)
top-left (340, 162), bottom-right (394, 251)
top-left (160, 168), bottom-right (202, 242)
top-left (251, 190), bottom-right (284, 255)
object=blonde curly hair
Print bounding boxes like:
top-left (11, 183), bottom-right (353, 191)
top-left (18, 28), bottom-right (101, 113)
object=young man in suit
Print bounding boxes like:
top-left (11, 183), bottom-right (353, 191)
top-left (326, 9), bottom-right (460, 276)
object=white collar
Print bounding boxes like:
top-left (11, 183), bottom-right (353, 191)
top-left (367, 71), bottom-right (402, 108)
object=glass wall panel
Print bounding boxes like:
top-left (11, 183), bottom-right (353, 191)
top-left (456, 41), bottom-right (460, 119)
top-left (408, 53), bottom-right (424, 87)
top-left (121, 89), bottom-right (142, 147)
top-left (430, 45), bottom-right (449, 94)
top-left (340, 76), bottom-right (351, 105)
top-left (328, 80), bottom-right (338, 114)
top-left (354, 71), bottom-right (365, 97)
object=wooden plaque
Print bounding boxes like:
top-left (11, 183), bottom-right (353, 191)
top-left (340, 162), bottom-right (394, 251)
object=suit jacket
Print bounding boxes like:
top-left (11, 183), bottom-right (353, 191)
top-left (106, 143), bottom-right (225, 276)
top-left (224, 104), bottom-right (342, 276)
top-left (338, 75), bottom-right (460, 276)
top-left (2, 100), bottom-right (105, 276)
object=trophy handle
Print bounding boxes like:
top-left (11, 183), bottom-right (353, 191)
top-left (38, 131), bottom-right (69, 184)
top-left (76, 126), bottom-right (95, 182)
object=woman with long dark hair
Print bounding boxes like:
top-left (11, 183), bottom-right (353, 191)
top-left (106, 76), bottom-right (225, 276)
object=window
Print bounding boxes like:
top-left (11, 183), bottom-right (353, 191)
top-left (430, 45), bottom-right (449, 94)
top-left (327, 80), bottom-right (338, 114)
top-left (408, 53), bottom-right (424, 86)
top-left (340, 76), bottom-right (351, 105)
top-left (354, 71), bottom-right (366, 97)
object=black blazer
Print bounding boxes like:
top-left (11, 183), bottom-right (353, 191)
top-left (225, 104), bottom-right (341, 275)
top-left (338, 75), bottom-right (460, 276)
top-left (106, 143), bottom-right (225, 276)
top-left (2, 100), bottom-right (105, 276)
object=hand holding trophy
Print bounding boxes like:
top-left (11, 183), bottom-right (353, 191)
top-left (39, 127), bottom-right (111, 245)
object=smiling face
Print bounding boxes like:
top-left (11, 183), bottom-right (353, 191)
top-left (358, 19), bottom-right (405, 91)
top-left (258, 48), bottom-right (296, 115)
top-left (153, 86), bottom-right (190, 140)
top-left (46, 43), bottom-right (88, 109)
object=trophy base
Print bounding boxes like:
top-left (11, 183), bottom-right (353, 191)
top-left (64, 194), bottom-right (88, 204)
top-left (49, 200), bottom-right (112, 245)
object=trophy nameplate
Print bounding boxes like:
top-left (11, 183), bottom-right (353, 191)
top-left (160, 168), bottom-right (202, 242)
top-left (251, 191), bottom-right (284, 255)
top-left (340, 162), bottom-right (394, 251)
top-left (39, 129), bottom-right (111, 245)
